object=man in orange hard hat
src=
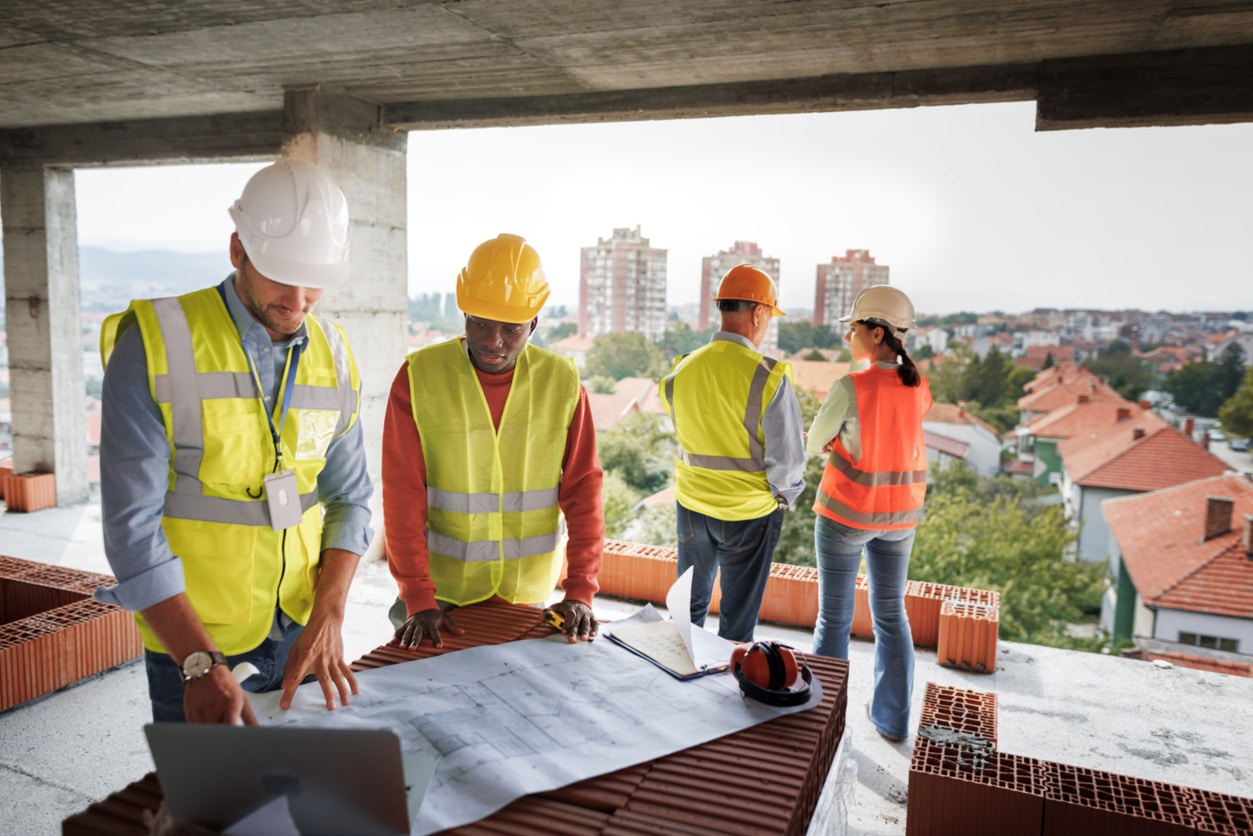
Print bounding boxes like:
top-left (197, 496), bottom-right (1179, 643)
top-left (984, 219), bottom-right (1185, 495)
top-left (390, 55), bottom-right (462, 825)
top-left (383, 234), bottom-right (603, 647)
top-left (659, 264), bottom-right (806, 642)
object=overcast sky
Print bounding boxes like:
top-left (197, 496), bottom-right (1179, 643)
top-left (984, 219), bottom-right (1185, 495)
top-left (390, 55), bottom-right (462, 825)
top-left (73, 101), bottom-right (1252, 317)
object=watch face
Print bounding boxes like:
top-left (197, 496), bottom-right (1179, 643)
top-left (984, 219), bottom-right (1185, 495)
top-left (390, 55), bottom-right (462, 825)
top-left (182, 651), bottom-right (213, 680)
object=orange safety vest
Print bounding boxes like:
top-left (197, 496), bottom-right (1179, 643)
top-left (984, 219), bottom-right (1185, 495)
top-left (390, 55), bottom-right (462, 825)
top-left (814, 366), bottom-right (930, 530)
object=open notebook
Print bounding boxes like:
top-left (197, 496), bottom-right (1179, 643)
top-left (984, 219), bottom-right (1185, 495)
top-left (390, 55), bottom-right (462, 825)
top-left (145, 723), bottom-right (437, 836)
top-left (604, 566), bottom-right (739, 680)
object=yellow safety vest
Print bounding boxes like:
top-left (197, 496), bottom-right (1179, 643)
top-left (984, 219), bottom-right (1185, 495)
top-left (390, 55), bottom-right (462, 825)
top-left (660, 339), bottom-right (791, 521)
top-left (408, 339), bottom-right (579, 606)
top-left (100, 286), bottom-right (361, 654)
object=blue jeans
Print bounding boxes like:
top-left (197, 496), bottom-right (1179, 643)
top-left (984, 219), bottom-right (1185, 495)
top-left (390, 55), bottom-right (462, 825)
top-left (812, 515), bottom-right (916, 740)
top-left (145, 611), bottom-right (305, 722)
top-left (676, 502), bottom-right (785, 643)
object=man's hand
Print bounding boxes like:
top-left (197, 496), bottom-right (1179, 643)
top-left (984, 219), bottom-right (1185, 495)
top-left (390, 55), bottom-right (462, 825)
top-left (184, 665), bottom-right (257, 725)
top-left (545, 600), bottom-right (598, 643)
top-left (395, 604), bottom-right (464, 649)
top-left (278, 609), bottom-right (358, 712)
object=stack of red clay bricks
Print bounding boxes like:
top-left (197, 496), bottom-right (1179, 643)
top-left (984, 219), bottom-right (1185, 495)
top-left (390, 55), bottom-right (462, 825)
top-left (601, 540), bottom-right (1001, 671)
top-left (907, 682), bottom-right (1253, 835)
top-left (65, 598), bottom-right (850, 836)
top-left (1, 469), bottom-right (57, 512)
top-left (0, 555), bottom-right (142, 711)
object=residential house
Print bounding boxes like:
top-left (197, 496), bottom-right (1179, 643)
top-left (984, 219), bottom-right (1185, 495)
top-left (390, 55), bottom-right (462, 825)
top-left (586, 377), bottom-right (665, 433)
top-left (788, 360), bottom-right (851, 401)
top-left (1135, 344), bottom-right (1195, 377)
top-left (1058, 411), bottom-right (1231, 563)
top-left (1014, 343), bottom-right (1075, 372)
top-left (924, 430), bottom-right (970, 474)
top-left (550, 333), bottom-right (596, 372)
top-left (1102, 474), bottom-right (1253, 668)
top-left (1018, 398), bottom-right (1142, 485)
top-left (1210, 331), bottom-right (1253, 366)
top-left (923, 402), bottom-right (1002, 477)
top-left (1017, 363), bottom-right (1124, 425)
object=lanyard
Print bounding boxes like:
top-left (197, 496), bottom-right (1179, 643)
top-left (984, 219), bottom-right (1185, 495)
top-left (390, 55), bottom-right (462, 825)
top-left (218, 284), bottom-right (303, 471)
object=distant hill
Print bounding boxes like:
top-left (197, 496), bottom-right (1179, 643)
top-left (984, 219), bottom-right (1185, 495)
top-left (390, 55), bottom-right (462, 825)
top-left (79, 247), bottom-right (228, 310)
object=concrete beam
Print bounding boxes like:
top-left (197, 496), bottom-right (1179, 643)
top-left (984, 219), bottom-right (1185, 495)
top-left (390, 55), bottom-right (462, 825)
top-left (1037, 45), bottom-right (1253, 130)
top-left (383, 64), bottom-right (1040, 131)
top-left (0, 111), bottom-right (284, 168)
top-left (1, 166), bottom-right (89, 504)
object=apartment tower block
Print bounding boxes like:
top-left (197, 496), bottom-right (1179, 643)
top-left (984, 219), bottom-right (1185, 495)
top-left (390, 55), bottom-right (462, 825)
top-left (813, 249), bottom-right (890, 328)
top-left (579, 225), bottom-right (668, 341)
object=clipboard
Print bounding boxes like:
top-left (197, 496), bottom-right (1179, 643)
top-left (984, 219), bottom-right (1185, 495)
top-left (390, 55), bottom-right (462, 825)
top-left (603, 567), bottom-right (738, 680)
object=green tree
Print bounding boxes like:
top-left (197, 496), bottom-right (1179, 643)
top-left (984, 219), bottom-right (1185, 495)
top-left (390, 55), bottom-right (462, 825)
top-left (657, 322), bottom-right (712, 360)
top-left (778, 321), bottom-right (841, 355)
top-left (1083, 340), bottom-right (1156, 400)
top-left (601, 471), bottom-right (642, 540)
top-left (1165, 360), bottom-right (1221, 416)
top-left (773, 388), bottom-right (824, 566)
top-left (635, 502), bottom-right (678, 548)
top-left (911, 464), bottom-right (1106, 650)
top-left (545, 321), bottom-right (578, 342)
top-left (584, 332), bottom-right (667, 380)
top-left (1214, 343), bottom-right (1247, 404)
top-left (598, 412), bottom-right (675, 495)
top-left (1218, 365), bottom-right (1253, 439)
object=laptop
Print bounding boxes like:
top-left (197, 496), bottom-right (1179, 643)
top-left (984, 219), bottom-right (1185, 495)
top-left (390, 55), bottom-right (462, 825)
top-left (145, 723), bottom-right (436, 836)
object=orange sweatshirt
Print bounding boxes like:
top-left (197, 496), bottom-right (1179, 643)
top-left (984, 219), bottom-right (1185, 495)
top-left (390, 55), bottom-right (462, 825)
top-left (382, 356), bottom-right (604, 615)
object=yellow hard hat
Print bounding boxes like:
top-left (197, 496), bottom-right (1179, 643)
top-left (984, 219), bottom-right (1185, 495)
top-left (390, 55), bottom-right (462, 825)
top-left (455, 234), bottom-right (550, 323)
top-left (715, 264), bottom-right (786, 317)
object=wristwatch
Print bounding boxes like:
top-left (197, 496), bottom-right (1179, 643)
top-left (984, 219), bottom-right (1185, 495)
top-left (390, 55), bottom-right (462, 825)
top-left (180, 650), bottom-right (227, 683)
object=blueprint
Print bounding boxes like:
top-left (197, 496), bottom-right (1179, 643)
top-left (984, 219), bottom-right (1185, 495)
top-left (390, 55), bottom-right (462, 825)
top-left (249, 632), bottom-right (822, 835)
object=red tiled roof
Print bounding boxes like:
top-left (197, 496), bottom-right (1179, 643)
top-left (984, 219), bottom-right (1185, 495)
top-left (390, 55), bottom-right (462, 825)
top-left (925, 430), bottom-right (969, 458)
top-left (1017, 377), bottom-right (1126, 413)
top-left (1143, 650), bottom-right (1252, 678)
top-left (1027, 399), bottom-right (1141, 440)
top-left (586, 377), bottom-right (660, 431)
top-left (1014, 344), bottom-right (1075, 370)
top-left (1059, 412), bottom-right (1230, 491)
top-left (925, 402), bottom-right (999, 438)
top-left (1104, 474), bottom-right (1253, 616)
top-left (788, 360), bottom-right (850, 399)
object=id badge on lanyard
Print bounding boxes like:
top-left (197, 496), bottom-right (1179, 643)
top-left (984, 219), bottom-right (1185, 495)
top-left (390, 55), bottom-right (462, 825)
top-left (265, 469), bottom-right (303, 530)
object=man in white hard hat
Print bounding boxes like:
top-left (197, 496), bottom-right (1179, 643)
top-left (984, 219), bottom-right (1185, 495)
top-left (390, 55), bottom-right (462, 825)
top-left (659, 264), bottom-right (806, 642)
top-left (95, 159), bottom-right (373, 725)
top-left (383, 234), bottom-right (603, 647)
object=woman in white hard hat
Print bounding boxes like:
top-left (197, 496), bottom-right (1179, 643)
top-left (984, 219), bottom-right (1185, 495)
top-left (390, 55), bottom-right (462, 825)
top-left (805, 285), bottom-right (932, 744)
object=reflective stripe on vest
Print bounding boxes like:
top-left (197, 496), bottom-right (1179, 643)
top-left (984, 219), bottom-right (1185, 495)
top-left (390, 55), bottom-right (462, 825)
top-left (101, 286), bottom-right (361, 654)
top-left (661, 340), bottom-right (789, 520)
top-left (410, 340), bottom-right (579, 605)
top-left (814, 366), bottom-right (929, 531)
top-left (664, 353), bottom-right (776, 472)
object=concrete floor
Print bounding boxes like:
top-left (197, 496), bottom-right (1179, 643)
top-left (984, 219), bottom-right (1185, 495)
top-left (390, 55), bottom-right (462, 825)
top-left (2, 501), bottom-right (1252, 836)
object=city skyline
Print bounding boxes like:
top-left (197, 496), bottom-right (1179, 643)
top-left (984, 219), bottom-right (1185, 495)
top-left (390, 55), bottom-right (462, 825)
top-left (69, 101), bottom-right (1253, 317)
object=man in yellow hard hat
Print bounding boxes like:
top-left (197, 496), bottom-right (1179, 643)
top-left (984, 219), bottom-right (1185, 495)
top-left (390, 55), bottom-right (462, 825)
top-left (659, 264), bottom-right (806, 642)
top-left (95, 159), bottom-right (373, 725)
top-left (383, 234), bottom-right (603, 646)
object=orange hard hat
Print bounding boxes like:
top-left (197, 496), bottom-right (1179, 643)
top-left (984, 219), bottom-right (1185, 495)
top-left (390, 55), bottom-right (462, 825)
top-left (715, 264), bottom-right (785, 317)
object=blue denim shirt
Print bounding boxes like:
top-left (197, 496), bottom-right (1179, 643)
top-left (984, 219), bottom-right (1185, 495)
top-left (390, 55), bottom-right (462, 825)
top-left (95, 274), bottom-right (374, 613)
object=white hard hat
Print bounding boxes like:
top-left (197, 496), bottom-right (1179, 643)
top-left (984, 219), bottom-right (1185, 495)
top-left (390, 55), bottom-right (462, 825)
top-left (228, 159), bottom-right (351, 289)
top-left (839, 285), bottom-right (915, 336)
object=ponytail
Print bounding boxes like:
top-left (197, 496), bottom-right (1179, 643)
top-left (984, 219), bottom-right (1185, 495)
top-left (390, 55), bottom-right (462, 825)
top-left (881, 329), bottom-right (921, 387)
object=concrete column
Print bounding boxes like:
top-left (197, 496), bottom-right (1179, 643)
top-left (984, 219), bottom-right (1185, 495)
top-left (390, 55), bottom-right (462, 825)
top-left (0, 165), bottom-right (89, 504)
top-left (281, 86), bottom-right (409, 556)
